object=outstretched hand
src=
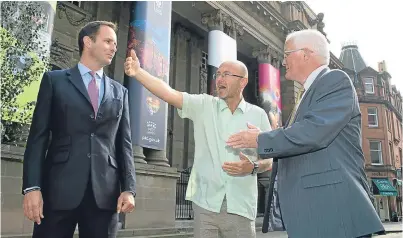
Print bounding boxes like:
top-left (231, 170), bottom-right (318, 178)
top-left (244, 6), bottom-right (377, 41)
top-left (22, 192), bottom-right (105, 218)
top-left (226, 123), bottom-right (261, 148)
top-left (124, 49), bottom-right (140, 77)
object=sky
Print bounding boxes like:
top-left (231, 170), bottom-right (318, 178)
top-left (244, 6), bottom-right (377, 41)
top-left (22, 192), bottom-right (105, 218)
top-left (305, 0), bottom-right (402, 94)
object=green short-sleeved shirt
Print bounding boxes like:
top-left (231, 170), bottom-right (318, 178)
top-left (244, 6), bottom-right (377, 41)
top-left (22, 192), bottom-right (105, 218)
top-left (177, 93), bottom-right (272, 220)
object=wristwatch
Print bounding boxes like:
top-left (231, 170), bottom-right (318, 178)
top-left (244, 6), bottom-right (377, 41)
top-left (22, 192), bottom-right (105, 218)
top-left (251, 161), bottom-right (259, 175)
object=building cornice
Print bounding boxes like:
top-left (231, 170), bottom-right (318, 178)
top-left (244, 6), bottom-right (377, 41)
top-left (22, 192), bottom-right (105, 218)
top-left (359, 96), bottom-right (402, 122)
top-left (365, 164), bottom-right (397, 173)
top-left (206, 1), bottom-right (285, 54)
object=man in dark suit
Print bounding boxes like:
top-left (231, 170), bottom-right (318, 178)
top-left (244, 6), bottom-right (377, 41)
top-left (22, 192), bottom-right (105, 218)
top-left (22, 21), bottom-right (136, 238)
top-left (226, 29), bottom-right (384, 238)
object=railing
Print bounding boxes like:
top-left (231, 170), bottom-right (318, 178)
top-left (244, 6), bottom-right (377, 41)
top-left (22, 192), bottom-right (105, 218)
top-left (175, 166), bottom-right (268, 219)
top-left (175, 167), bottom-right (193, 220)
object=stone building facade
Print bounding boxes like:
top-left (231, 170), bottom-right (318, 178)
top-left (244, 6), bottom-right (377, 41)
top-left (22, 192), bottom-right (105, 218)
top-left (2, 1), bottom-right (349, 235)
top-left (340, 45), bottom-right (403, 221)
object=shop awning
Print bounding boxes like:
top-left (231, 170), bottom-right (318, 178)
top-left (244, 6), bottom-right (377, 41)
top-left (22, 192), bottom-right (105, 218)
top-left (372, 178), bottom-right (398, 196)
top-left (397, 179), bottom-right (402, 186)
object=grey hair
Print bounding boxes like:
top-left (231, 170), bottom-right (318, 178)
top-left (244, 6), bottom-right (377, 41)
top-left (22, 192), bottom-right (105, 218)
top-left (286, 29), bottom-right (330, 65)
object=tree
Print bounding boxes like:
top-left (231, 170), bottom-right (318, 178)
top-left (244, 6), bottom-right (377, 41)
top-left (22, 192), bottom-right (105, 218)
top-left (1, 1), bottom-right (54, 145)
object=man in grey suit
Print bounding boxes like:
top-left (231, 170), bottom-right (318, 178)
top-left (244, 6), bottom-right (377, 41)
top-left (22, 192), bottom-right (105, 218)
top-left (226, 29), bottom-right (385, 238)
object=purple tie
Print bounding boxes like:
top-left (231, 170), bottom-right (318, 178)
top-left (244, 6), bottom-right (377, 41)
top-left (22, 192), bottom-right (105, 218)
top-left (88, 71), bottom-right (99, 115)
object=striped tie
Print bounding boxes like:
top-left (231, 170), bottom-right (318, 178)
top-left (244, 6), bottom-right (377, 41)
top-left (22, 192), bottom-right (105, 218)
top-left (88, 71), bottom-right (99, 115)
top-left (287, 87), bottom-right (305, 127)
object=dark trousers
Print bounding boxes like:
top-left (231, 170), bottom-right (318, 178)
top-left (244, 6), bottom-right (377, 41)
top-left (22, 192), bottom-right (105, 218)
top-left (32, 180), bottom-right (118, 238)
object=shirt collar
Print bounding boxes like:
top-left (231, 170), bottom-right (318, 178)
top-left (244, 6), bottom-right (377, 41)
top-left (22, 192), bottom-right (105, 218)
top-left (219, 97), bottom-right (247, 113)
top-left (78, 62), bottom-right (103, 78)
top-left (303, 65), bottom-right (328, 91)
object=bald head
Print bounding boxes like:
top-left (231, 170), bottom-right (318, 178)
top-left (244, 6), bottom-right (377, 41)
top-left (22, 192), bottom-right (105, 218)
top-left (219, 60), bottom-right (248, 79)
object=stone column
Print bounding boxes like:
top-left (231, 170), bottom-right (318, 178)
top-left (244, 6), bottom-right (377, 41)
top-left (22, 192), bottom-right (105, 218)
top-left (201, 10), bottom-right (238, 96)
top-left (125, 1), bottom-right (172, 166)
top-left (252, 47), bottom-right (282, 189)
top-left (167, 25), bottom-right (191, 169)
top-left (133, 145), bottom-right (147, 164)
top-left (185, 35), bottom-right (203, 168)
top-left (253, 47), bottom-right (282, 130)
top-left (145, 148), bottom-right (169, 167)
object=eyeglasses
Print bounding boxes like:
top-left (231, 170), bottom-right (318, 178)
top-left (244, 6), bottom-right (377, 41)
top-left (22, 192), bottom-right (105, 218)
top-left (213, 72), bottom-right (245, 80)
top-left (283, 48), bottom-right (304, 59)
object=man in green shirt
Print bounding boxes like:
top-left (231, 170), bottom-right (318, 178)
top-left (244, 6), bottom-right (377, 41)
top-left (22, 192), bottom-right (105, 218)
top-left (125, 50), bottom-right (272, 238)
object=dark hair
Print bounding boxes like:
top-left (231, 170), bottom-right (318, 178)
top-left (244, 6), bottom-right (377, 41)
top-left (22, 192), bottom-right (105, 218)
top-left (78, 21), bottom-right (117, 56)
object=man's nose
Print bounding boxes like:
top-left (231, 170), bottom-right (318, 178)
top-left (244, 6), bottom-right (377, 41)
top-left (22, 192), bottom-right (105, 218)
top-left (282, 58), bottom-right (286, 67)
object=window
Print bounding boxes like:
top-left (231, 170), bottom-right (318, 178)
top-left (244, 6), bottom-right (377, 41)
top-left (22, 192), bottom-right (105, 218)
top-left (364, 78), bottom-right (374, 94)
top-left (370, 141), bottom-right (383, 164)
top-left (69, 1), bottom-right (81, 7)
top-left (201, 51), bottom-right (208, 70)
top-left (367, 107), bottom-right (378, 127)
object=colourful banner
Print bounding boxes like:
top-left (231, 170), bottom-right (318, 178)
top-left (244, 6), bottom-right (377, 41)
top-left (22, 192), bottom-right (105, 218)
top-left (125, 1), bottom-right (172, 150)
top-left (259, 63), bottom-right (282, 129)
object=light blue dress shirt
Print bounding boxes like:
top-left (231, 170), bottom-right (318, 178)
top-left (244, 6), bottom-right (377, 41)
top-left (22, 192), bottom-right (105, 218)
top-left (77, 62), bottom-right (104, 106)
top-left (177, 93), bottom-right (272, 220)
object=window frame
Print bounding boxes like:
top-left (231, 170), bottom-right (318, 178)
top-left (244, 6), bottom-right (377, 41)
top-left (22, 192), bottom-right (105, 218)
top-left (369, 140), bottom-right (383, 165)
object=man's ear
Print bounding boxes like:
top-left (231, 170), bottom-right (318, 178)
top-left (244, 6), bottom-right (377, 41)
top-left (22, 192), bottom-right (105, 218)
top-left (83, 36), bottom-right (93, 49)
top-left (241, 77), bottom-right (248, 89)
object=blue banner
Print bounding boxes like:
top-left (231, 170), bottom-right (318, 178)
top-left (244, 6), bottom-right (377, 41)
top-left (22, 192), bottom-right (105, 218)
top-left (125, 1), bottom-right (172, 150)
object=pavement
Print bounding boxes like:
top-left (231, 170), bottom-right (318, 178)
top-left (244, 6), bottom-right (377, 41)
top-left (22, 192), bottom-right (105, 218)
top-left (255, 222), bottom-right (402, 238)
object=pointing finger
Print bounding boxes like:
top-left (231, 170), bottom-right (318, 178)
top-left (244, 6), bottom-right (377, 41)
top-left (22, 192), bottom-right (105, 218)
top-left (130, 49), bottom-right (137, 58)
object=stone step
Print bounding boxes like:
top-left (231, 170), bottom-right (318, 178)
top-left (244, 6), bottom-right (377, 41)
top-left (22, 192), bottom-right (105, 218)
top-left (120, 233), bottom-right (193, 238)
top-left (1, 228), bottom-right (193, 238)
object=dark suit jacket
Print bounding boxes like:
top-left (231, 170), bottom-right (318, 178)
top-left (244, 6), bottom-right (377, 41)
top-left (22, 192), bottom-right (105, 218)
top-left (22, 65), bottom-right (136, 211)
top-left (258, 68), bottom-right (384, 238)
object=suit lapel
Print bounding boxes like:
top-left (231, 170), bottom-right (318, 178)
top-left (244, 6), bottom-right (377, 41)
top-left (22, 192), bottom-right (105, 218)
top-left (100, 75), bottom-right (112, 108)
top-left (288, 67), bottom-right (330, 122)
top-left (67, 65), bottom-right (92, 105)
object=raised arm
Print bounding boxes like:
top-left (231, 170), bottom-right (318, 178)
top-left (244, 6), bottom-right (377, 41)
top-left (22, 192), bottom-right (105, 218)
top-left (124, 49), bottom-right (183, 109)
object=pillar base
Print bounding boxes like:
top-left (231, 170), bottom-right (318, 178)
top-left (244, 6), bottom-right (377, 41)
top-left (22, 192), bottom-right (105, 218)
top-left (145, 149), bottom-right (170, 167)
top-left (124, 163), bottom-right (179, 229)
top-left (133, 145), bottom-right (147, 164)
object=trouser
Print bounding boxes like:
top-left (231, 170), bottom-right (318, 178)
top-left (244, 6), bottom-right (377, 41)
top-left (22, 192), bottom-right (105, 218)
top-left (193, 198), bottom-right (256, 238)
top-left (32, 179), bottom-right (118, 238)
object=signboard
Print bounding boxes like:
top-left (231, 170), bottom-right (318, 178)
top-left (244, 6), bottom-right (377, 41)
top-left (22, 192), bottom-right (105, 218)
top-left (125, 1), bottom-right (172, 150)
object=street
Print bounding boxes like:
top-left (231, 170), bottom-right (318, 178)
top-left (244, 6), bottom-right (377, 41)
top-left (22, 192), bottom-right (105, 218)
top-left (255, 222), bottom-right (403, 238)
top-left (256, 232), bottom-right (403, 238)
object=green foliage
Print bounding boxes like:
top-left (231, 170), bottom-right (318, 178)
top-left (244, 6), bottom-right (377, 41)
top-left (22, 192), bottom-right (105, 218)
top-left (1, 1), bottom-right (52, 145)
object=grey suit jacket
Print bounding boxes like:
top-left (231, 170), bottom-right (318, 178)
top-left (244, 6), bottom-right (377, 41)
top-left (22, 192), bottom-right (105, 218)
top-left (259, 68), bottom-right (384, 238)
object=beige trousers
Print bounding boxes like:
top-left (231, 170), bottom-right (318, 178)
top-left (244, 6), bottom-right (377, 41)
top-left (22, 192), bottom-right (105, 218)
top-left (193, 198), bottom-right (256, 238)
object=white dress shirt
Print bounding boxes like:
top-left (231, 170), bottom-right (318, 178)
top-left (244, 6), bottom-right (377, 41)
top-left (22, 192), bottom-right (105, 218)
top-left (295, 65), bottom-right (328, 111)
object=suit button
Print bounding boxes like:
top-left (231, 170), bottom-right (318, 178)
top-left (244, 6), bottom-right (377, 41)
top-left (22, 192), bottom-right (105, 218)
top-left (87, 153), bottom-right (91, 158)
top-left (91, 133), bottom-right (94, 137)
top-left (90, 114), bottom-right (94, 119)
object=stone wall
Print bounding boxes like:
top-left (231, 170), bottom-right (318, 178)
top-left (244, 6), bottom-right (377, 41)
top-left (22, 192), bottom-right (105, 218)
top-left (1, 145), bottom-right (179, 235)
top-left (167, 24), bottom-right (204, 170)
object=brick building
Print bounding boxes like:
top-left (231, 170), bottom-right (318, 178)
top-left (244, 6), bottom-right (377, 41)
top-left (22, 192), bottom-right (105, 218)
top-left (340, 44), bottom-right (402, 221)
